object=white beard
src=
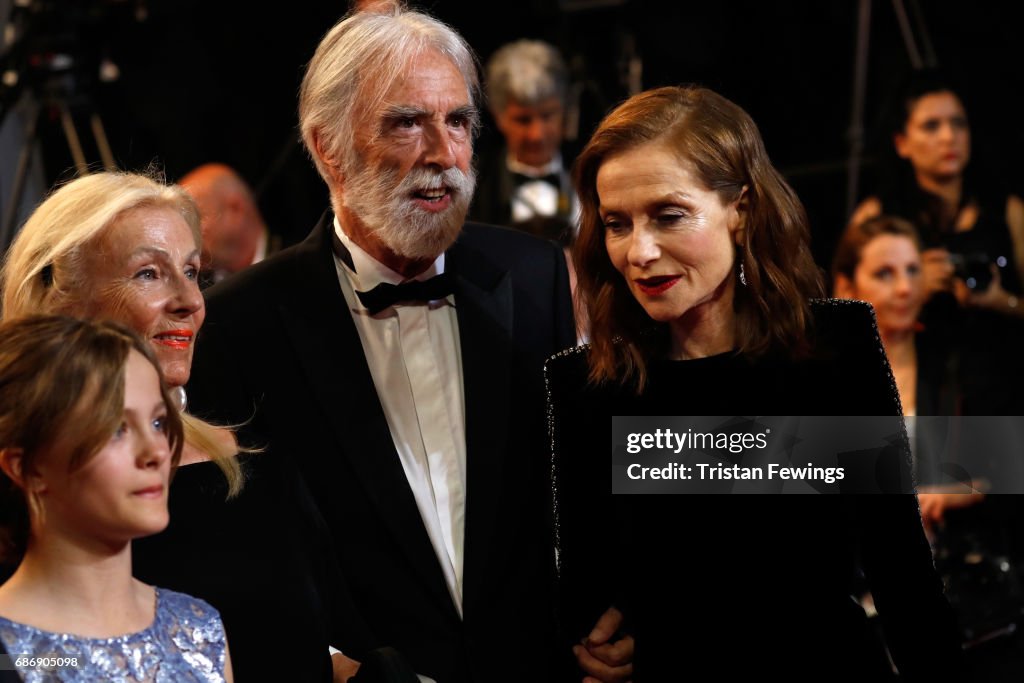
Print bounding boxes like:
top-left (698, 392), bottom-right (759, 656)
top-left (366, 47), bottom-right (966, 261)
top-left (342, 162), bottom-right (476, 261)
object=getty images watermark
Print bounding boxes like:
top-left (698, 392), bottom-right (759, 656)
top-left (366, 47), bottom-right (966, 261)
top-left (610, 416), bottom-right (1024, 494)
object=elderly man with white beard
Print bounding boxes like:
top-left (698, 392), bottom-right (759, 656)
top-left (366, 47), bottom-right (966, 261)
top-left (185, 4), bottom-right (610, 683)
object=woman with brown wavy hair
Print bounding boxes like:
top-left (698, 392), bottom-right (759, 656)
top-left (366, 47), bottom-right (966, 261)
top-left (547, 86), bottom-right (965, 681)
top-left (573, 85), bottom-right (823, 389)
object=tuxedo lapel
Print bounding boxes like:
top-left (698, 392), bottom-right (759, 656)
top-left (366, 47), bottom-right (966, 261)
top-left (447, 239), bottom-right (514, 617)
top-left (278, 214), bottom-right (457, 617)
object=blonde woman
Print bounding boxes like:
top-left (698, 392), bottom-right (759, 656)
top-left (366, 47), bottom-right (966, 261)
top-left (1, 172), bottom-right (360, 682)
top-left (2, 172), bottom-right (240, 480)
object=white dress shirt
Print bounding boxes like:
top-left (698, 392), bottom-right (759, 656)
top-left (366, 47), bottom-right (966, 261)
top-left (506, 153), bottom-right (581, 227)
top-left (252, 229), bottom-right (268, 265)
top-left (507, 154), bottom-right (563, 222)
top-left (331, 217), bottom-right (467, 617)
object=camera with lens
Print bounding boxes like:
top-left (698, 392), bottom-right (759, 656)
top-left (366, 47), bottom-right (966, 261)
top-left (949, 251), bottom-right (1007, 291)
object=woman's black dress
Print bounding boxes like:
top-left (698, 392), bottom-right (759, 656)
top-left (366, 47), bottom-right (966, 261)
top-left (547, 299), bottom-right (965, 681)
top-left (133, 453), bottom-right (368, 682)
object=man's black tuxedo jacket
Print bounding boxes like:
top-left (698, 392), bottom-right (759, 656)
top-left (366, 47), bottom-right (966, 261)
top-left (188, 212), bottom-right (575, 683)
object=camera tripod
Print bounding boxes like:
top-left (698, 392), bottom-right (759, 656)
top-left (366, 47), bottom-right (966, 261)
top-left (0, 89), bottom-right (116, 252)
top-left (0, 0), bottom-right (122, 253)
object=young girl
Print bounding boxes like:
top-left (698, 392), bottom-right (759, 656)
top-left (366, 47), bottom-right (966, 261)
top-left (0, 315), bottom-right (232, 682)
top-left (1, 171), bottom-right (353, 682)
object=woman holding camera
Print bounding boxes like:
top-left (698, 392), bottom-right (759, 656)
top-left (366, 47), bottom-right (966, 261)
top-left (850, 69), bottom-right (1024, 315)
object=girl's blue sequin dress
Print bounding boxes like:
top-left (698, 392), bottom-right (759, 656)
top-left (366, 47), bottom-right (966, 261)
top-left (0, 587), bottom-right (226, 682)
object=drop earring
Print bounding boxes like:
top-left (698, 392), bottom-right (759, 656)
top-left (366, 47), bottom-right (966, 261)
top-left (172, 386), bottom-right (188, 412)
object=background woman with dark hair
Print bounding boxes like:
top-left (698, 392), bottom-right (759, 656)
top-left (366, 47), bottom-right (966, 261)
top-left (0, 315), bottom-right (231, 681)
top-left (851, 69), bottom-right (1024, 415)
top-left (548, 86), bottom-right (965, 681)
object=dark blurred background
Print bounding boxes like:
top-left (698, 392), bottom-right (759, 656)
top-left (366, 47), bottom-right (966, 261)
top-left (2, 0), bottom-right (1022, 268)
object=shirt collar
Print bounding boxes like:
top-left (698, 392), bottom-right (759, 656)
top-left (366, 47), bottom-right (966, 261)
top-left (252, 229), bottom-right (268, 265)
top-left (505, 153), bottom-right (563, 178)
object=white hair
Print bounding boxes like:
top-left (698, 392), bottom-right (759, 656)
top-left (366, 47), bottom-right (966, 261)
top-left (485, 39), bottom-right (568, 114)
top-left (1, 171), bottom-right (199, 319)
top-left (344, 163), bottom-right (476, 260)
top-left (0, 171), bottom-right (243, 494)
top-left (299, 2), bottom-right (481, 187)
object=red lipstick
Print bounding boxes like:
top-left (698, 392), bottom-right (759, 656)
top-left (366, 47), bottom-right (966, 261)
top-left (153, 329), bottom-right (193, 350)
top-left (635, 276), bottom-right (681, 295)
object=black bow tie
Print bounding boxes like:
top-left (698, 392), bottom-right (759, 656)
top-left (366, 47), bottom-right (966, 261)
top-left (356, 273), bottom-right (455, 314)
top-left (512, 171), bottom-right (561, 188)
